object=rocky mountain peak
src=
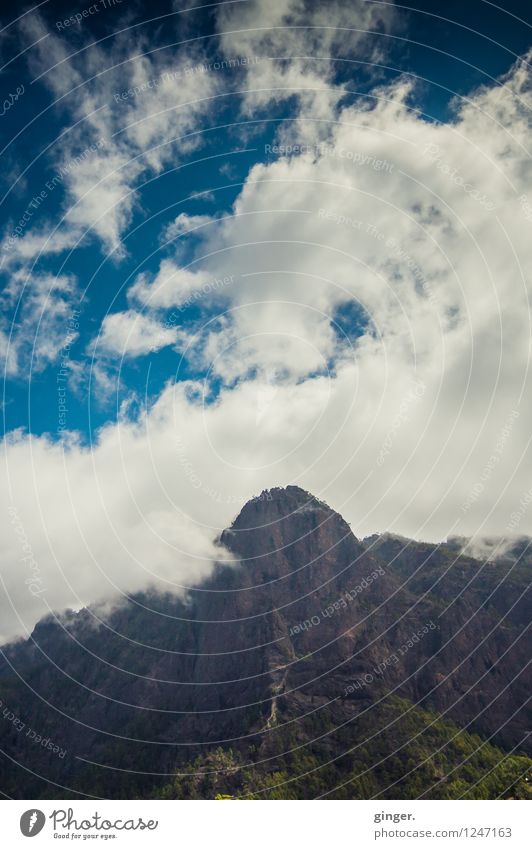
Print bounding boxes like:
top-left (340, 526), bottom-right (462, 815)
top-left (230, 485), bottom-right (333, 529)
top-left (221, 486), bottom-right (355, 562)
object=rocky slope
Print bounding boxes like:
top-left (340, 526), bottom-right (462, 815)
top-left (0, 486), bottom-right (530, 798)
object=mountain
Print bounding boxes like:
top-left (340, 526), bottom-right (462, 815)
top-left (0, 486), bottom-right (530, 799)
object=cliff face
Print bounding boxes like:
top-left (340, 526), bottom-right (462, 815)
top-left (0, 486), bottom-right (530, 798)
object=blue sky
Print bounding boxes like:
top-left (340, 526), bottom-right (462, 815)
top-left (2, 0), bottom-right (531, 438)
top-left (1, 0), bottom-right (532, 639)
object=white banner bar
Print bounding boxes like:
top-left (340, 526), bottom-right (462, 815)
top-left (2, 799), bottom-right (529, 847)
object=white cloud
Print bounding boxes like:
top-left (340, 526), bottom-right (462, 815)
top-left (84, 48), bottom-right (532, 551)
top-left (98, 309), bottom-right (182, 357)
top-left (0, 423), bottom-right (227, 643)
top-left (128, 262), bottom-right (217, 311)
top-left (217, 0), bottom-right (398, 127)
top-left (0, 271), bottom-right (79, 378)
top-left (13, 13), bottom-right (224, 257)
top-left (2, 11), bottom-right (532, 644)
top-left (162, 212), bottom-right (214, 243)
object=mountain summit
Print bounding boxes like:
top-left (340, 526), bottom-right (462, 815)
top-left (229, 486), bottom-right (337, 528)
top-left (0, 489), bottom-right (530, 799)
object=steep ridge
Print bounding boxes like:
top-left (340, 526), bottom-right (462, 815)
top-left (0, 486), bottom-right (530, 798)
